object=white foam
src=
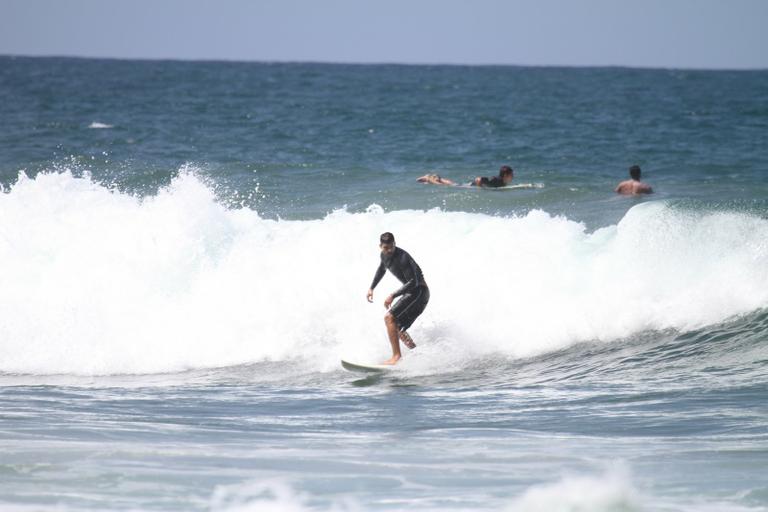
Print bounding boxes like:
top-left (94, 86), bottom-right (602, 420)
top-left (211, 479), bottom-right (358, 512)
top-left (1, 170), bottom-right (767, 376)
top-left (88, 122), bottom-right (113, 129)
top-left (506, 467), bottom-right (640, 512)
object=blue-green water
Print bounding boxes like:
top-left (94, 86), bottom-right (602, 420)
top-left (0, 56), bottom-right (767, 511)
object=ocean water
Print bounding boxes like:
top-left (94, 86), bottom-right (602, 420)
top-left (0, 56), bottom-right (767, 511)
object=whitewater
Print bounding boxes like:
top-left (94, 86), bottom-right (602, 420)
top-left (2, 170), bottom-right (766, 377)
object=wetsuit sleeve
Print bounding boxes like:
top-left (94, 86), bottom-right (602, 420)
top-left (392, 279), bottom-right (413, 298)
top-left (391, 253), bottom-right (422, 298)
top-left (391, 279), bottom-right (413, 298)
top-left (370, 262), bottom-right (386, 290)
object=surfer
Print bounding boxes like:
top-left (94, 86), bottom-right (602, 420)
top-left (367, 232), bottom-right (429, 365)
top-left (417, 165), bottom-right (514, 188)
top-left (615, 165), bottom-right (653, 195)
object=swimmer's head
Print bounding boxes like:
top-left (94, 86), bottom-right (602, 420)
top-left (629, 165), bottom-right (641, 180)
top-left (499, 165), bottom-right (514, 184)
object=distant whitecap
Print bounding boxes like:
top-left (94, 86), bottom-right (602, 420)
top-left (88, 122), bottom-right (113, 129)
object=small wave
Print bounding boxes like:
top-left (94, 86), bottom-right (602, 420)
top-left (88, 122), bottom-right (113, 129)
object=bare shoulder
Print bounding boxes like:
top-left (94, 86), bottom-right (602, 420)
top-left (637, 182), bottom-right (653, 193)
top-left (615, 180), bottom-right (633, 194)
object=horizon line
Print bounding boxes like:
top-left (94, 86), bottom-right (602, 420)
top-left (2, 53), bottom-right (766, 73)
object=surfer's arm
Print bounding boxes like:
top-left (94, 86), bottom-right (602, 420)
top-left (391, 279), bottom-right (414, 299)
top-left (370, 262), bottom-right (386, 290)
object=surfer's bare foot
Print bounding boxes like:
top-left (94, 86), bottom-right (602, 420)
top-left (399, 331), bottom-right (416, 349)
top-left (381, 355), bottom-right (401, 365)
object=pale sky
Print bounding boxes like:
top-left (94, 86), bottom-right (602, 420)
top-left (1, 0), bottom-right (767, 69)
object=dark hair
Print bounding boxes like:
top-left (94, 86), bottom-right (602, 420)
top-left (499, 165), bottom-right (514, 177)
top-left (629, 165), bottom-right (641, 180)
top-left (380, 232), bottom-right (395, 245)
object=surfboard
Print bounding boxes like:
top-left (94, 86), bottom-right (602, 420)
top-left (341, 359), bottom-right (394, 373)
top-left (454, 182), bottom-right (539, 190)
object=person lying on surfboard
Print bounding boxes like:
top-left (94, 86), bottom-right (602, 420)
top-left (417, 165), bottom-right (514, 188)
top-left (367, 232), bottom-right (429, 365)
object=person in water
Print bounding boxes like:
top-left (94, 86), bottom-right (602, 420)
top-left (367, 232), bottom-right (429, 365)
top-left (615, 165), bottom-right (653, 195)
top-left (417, 165), bottom-right (514, 188)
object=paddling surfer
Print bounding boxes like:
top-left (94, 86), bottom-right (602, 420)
top-left (417, 165), bottom-right (514, 188)
top-left (367, 232), bottom-right (429, 365)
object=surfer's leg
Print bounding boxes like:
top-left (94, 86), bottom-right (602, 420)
top-left (390, 287), bottom-right (428, 352)
top-left (417, 174), bottom-right (437, 183)
top-left (399, 330), bottom-right (416, 349)
top-left (382, 313), bottom-right (402, 365)
top-left (417, 174), bottom-right (456, 186)
top-left (389, 292), bottom-right (416, 351)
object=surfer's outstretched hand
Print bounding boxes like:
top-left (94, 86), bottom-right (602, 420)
top-left (366, 289), bottom-right (374, 303)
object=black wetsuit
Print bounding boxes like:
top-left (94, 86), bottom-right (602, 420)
top-left (472, 176), bottom-right (506, 188)
top-left (370, 247), bottom-right (430, 331)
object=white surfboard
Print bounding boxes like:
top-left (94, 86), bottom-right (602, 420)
top-left (455, 182), bottom-right (539, 190)
top-left (341, 359), bottom-right (395, 373)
